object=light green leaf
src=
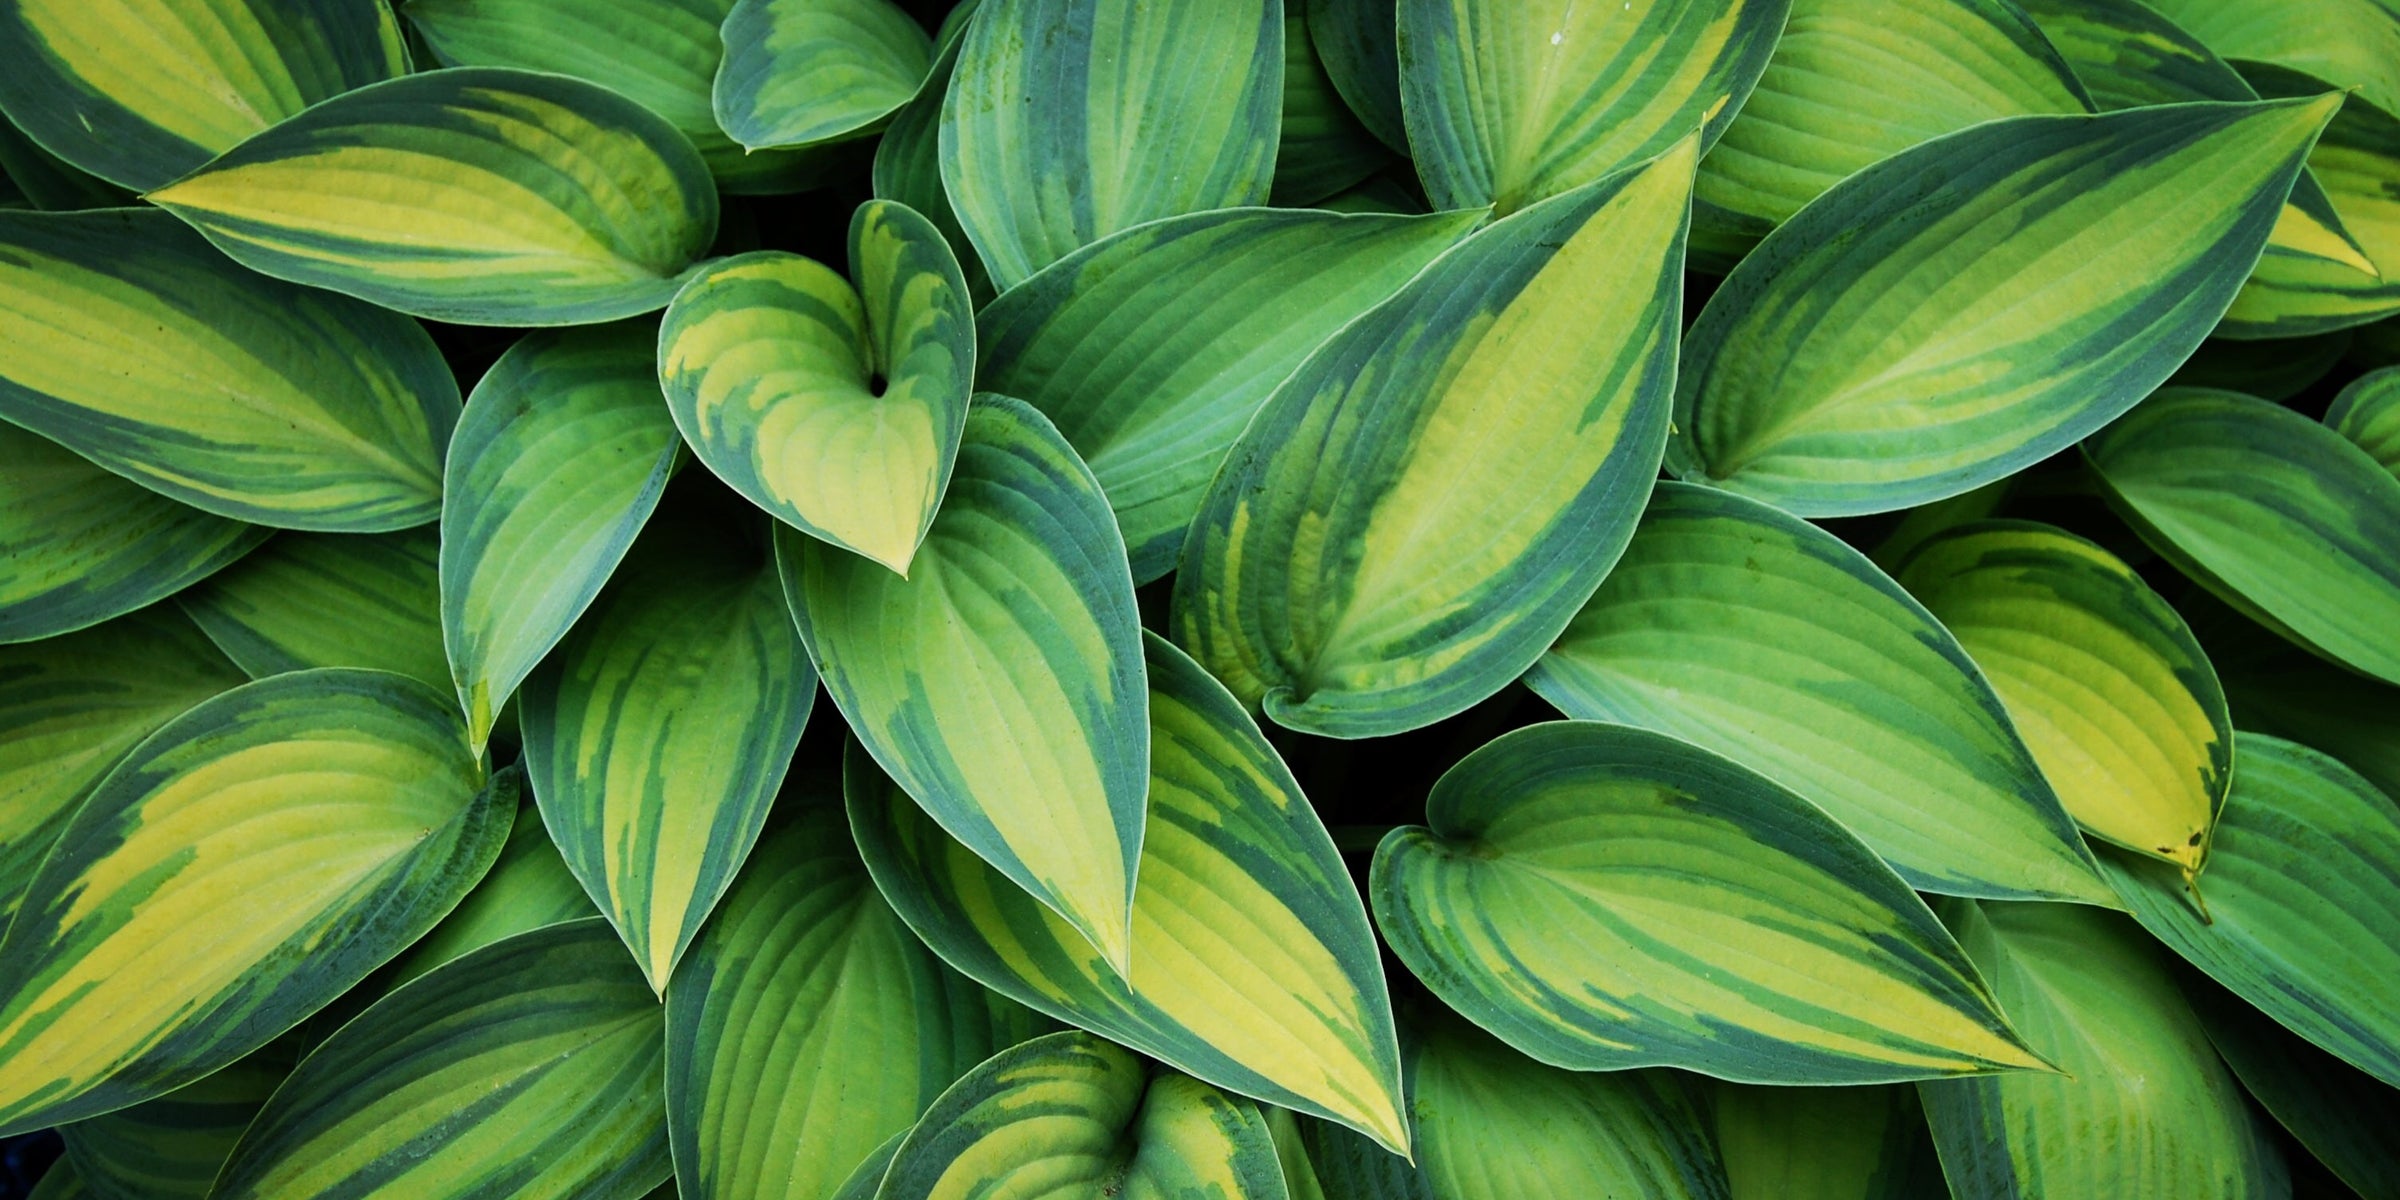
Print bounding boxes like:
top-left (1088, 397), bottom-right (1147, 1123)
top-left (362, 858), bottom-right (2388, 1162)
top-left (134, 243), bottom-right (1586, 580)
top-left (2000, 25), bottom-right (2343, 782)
top-left (1917, 900), bottom-right (2286, 1199)
top-left (2085, 386), bottom-right (2400, 685)
top-left (1306, 0), bottom-right (1405, 150)
top-left (715, 0), bottom-right (932, 151)
top-left (58, 1039), bottom-right (297, 1200)
top-left (0, 208), bottom-right (458, 530)
top-left (2188, 974), bottom-right (2400, 1200)
top-left (212, 919), bottom-right (671, 1200)
top-left (2328, 364), bottom-right (2400, 475)
top-left (1265, 1108), bottom-right (1330, 1200)
top-left (1672, 97), bottom-right (2340, 515)
top-left (0, 668), bottom-right (509, 1135)
top-left (2142, 0), bottom-right (2400, 118)
top-left (0, 0), bottom-right (406, 189)
top-left (522, 494), bottom-right (816, 992)
top-left (1399, 0), bottom-right (1786, 214)
top-left (441, 322), bottom-right (679, 751)
top-left (1370, 721), bottom-right (2048, 1083)
top-left (876, 1030), bottom-right (1289, 1200)
top-left (829, 1133), bottom-right (905, 1200)
top-left (1714, 1082), bottom-right (1938, 1200)
top-left (0, 424), bottom-right (265, 644)
top-left (147, 67), bottom-right (719, 326)
top-left (0, 118), bottom-right (131, 211)
top-left (2098, 733), bottom-right (2400, 1088)
top-left (785, 395), bottom-right (1146, 974)
top-left (847, 632), bottom-right (1409, 1152)
top-left (1175, 141), bottom-right (1692, 738)
top-left (662, 202), bottom-right (974, 574)
top-left (180, 528), bottom-right (448, 693)
top-left (1525, 483), bottom-right (2112, 904)
top-left (939, 0), bottom-right (1283, 288)
top-left (2220, 62), bottom-right (2400, 337)
top-left (1895, 522), bottom-right (2232, 878)
top-left (665, 769), bottom-right (1042, 1200)
top-left (976, 205), bottom-right (1479, 582)
top-left (1275, 14), bottom-right (1393, 205)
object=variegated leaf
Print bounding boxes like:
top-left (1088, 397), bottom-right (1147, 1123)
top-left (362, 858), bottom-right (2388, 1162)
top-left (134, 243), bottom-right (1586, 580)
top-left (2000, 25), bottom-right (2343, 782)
top-left (1274, 13), bottom-right (1393, 204)
top-left (871, 4), bottom-right (991, 304)
top-left (2219, 61), bottom-right (2400, 337)
top-left (57, 1039), bottom-right (297, 1200)
top-left (2328, 364), bottom-right (2400, 475)
top-left (714, 0), bottom-right (932, 151)
top-left (2188, 974), bottom-right (2400, 1200)
top-left (0, 119), bottom-right (130, 211)
top-left (2143, 0), bottom-right (2400, 119)
top-left (180, 528), bottom-right (448, 693)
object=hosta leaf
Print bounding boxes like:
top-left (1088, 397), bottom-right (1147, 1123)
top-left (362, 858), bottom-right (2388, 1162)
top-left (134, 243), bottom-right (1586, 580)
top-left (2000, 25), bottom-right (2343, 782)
top-left (2208, 623), bottom-right (2400, 801)
top-left (715, 0), bottom-right (932, 151)
top-left (1672, 97), bottom-right (2340, 516)
top-left (441, 323), bottom-right (679, 751)
top-left (0, 119), bottom-right (130, 211)
top-left (2143, 0), bottom-right (2400, 119)
top-left (939, 0), bottom-right (1283, 288)
top-left (0, 424), bottom-right (265, 644)
top-left (0, 0), bottom-right (405, 190)
top-left (2188, 975), bottom-right (2400, 1200)
top-left (1399, 0), bottom-right (1786, 214)
top-left (1895, 522), bottom-right (2232, 877)
top-left (871, 8), bottom-right (991, 303)
top-left (1525, 483), bottom-right (2111, 904)
top-left (977, 206), bottom-right (1479, 583)
top-left (180, 528), bottom-right (448, 692)
top-left (2098, 733), bottom-right (2400, 1087)
top-left (0, 608), bottom-right (242, 927)
top-left (784, 395), bottom-right (1146, 974)
top-left (0, 208), bottom-right (458, 531)
top-left (1308, 0), bottom-right (1404, 151)
top-left (2085, 387), bottom-right (2400, 684)
top-left (522, 497), bottom-right (816, 992)
top-left (829, 1134), bottom-right (904, 1200)
top-left (212, 919), bottom-right (671, 1200)
top-left (2222, 63), bottom-right (2400, 337)
top-left (0, 668), bottom-right (509, 1135)
top-left (1175, 142), bottom-right (1692, 738)
top-left (1369, 721), bottom-right (2047, 1083)
top-left (848, 633), bottom-right (1408, 1153)
top-left (877, 1030), bottom-right (1288, 1200)
top-left (1917, 901), bottom-right (2286, 1199)
top-left (662, 202), bottom-right (973, 574)
top-left (57, 1039), bottom-right (296, 1200)
top-left (374, 792), bottom-right (595, 997)
top-left (1713, 1082), bottom-right (1937, 1200)
top-left (1274, 13), bottom-right (1393, 205)
top-left (146, 67), bottom-right (719, 326)
top-left (2328, 364), bottom-right (2400, 474)
top-left (2168, 330), bottom-right (2356, 400)
top-left (1691, 0), bottom-right (2090, 256)
top-left (665, 772), bottom-right (1042, 1200)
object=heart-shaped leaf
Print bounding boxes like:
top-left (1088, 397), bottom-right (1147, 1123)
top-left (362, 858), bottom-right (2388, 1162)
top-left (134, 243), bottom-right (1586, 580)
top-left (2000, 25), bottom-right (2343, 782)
top-left (714, 0), bottom-right (933, 151)
top-left (181, 529), bottom-right (449, 694)
top-left (2329, 364), bottom-right (2400, 475)
top-left (58, 1040), bottom-right (297, 1200)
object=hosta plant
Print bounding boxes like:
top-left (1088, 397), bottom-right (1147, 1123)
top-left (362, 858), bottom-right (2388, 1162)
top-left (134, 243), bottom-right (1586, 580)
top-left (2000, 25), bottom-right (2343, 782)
top-left (2, 0), bottom-right (2399, 1198)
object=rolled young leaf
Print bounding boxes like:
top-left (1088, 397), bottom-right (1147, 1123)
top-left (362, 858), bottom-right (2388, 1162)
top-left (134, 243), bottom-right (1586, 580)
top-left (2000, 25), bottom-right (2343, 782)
top-left (1525, 483), bottom-right (2112, 904)
top-left (2327, 364), bottom-right (2400, 475)
top-left (441, 322), bottom-right (679, 752)
top-left (211, 919), bottom-right (672, 1200)
top-left (2085, 387), bottom-right (2400, 685)
top-left (0, 208), bottom-right (459, 531)
top-left (1398, 0), bottom-right (1787, 213)
top-left (1672, 97), bottom-right (2341, 515)
top-left (0, 668), bottom-right (511, 1135)
top-left (147, 67), bottom-right (719, 326)
top-left (784, 395), bottom-right (1146, 975)
top-left (1175, 140), bottom-right (1693, 738)
top-left (846, 633), bottom-right (1408, 1153)
top-left (939, 0), bottom-right (1283, 288)
top-left (57, 1039), bottom-right (298, 1200)
top-left (180, 528), bottom-right (449, 693)
top-left (661, 201), bottom-right (973, 575)
top-left (0, 423), bottom-right (265, 644)
top-left (1713, 1082), bottom-right (1939, 1200)
top-left (0, 0), bottom-right (406, 190)
top-left (876, 1030), bottom-right (1289, 1200)
top-left (714, 0), bottom-right (933, 151)
top-left (976, 206), bottom-right (1479, 582)
top-left (1895, 522), bottom-right (2233, 878)
top-left (2186, 973), bottom-right (2400, 1200)
top-left (1370, 721), bottom-right (2048, 1083)
top-left (1917, 900), bottom-right (2287, 1200)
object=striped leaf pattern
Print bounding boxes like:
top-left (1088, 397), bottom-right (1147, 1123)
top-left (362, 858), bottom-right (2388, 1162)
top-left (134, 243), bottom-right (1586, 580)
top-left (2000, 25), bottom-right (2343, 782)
top-left (0, 424), bottom-right (264, 644)
top-left (2188, 975), bottom-right (2400, 1200)
top-left (784, 395), bottom-right (1146, 974)
top-left (1714, 1082), bottom-right (1936, 1200)
top-left (1672, 98), bottom-right (2340, 515)
top-left (2328, 364), bottom-right (2400, 475)
top-left (0, 208), bottom-right (458, 530)
top-left (1525, 483), bottom-right (2112, 904)
top-left (714, 0), bottom-right (933, 150)
top-left (2098, 733), bottom-right (2400, 1087)
top-left (1273, 14), bottom-right (1393, 205)
top-left (147, 68), bottom-right (719, 326)
top-left (521, 497), bottom-right (816, 991)
top-left (1400, 0), bottom-right (1788, 213)
top-left (2206, 616), bottom-right (2400, 801)
top-left (180, 528), bottom-right (449, 693)
top-left (2142, 0), bottom-right (2400, 119)
top-left (1918, 900), bottom-right (2286, 1199)
top-left (2219, 61), bottom-right (2400, 338)
top-left (1895, 522), bottom-right (2232, 877)
top-left (1369, 722), bottom-right (2048, 1083)
top-left (939, 0), bottom-right (1283, 288)
top-left (2086, 387), bottom-right (2400, 685)
top-left (661, 201), bottom-right (974, 574)
top-left (0, 119), bottom-right (131, 212)
top-left (870, 7), bottom-right (991, 304)
top-left (0, 669), bottom-right (510, 1135)
top-left (212, 919), bottom-right (672, 1200)
top-left (665, 773), bottom-right (1042, 1200)
top-left (846, 633), bottom-right (1408, 1152)
top-left (975, 206), bottom-right (1479, 582)
top-left (1174, 142), bottom-right (1693, 738)
top-left (441, 322), bottom-right (679, 751)
top-left (0, 0), bottom-right (406, 189)
top-left (57, 1039), bottom-right (297, 1200)
top-left (368, 792), bottom-right (597, 1001)
top-left (877, 1030), bottom-right (1289, 1200)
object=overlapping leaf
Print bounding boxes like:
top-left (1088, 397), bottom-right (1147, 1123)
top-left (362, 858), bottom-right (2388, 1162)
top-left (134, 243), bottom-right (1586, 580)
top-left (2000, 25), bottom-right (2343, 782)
top-left (1274, 14), bottom-right (1393, 204)
top-left (2188, 976), bottom-right (2400, 1199)
top-left (1714, 1082), bottom-right (1936, 1200)
top-left (1308, 0), bottom-right (1405, 150)
top-left (58, 1040), bottom-right (296, 1200)
top-left (714, 0), bottom-right (933, 151)
top-left (2328, 364), bottom-right (2400, 474)
top-left (180, 529), bottom-right (448, 692)
top-left (870, 4), bottom-right (990, 303)
top-left (2143, 0), bottom-right (2400, 118)
top-left (0, 120), bottom-right (130, 211)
